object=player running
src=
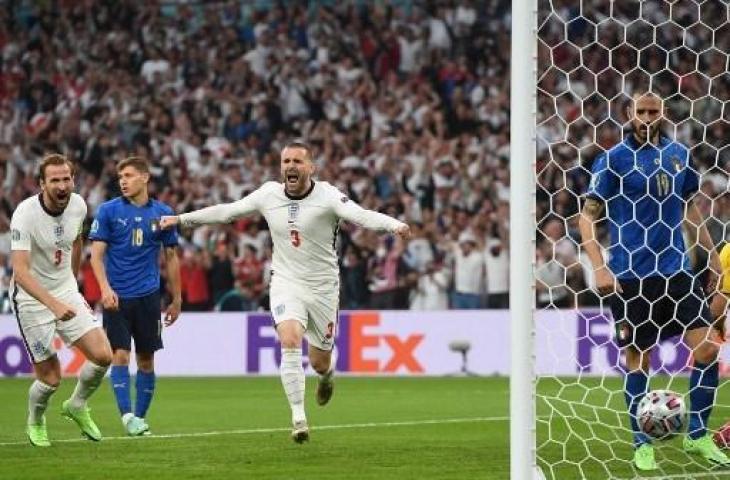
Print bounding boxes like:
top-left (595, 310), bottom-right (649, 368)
top-left (10, 154), bottom-right (112, 447)
top-left (159, 141), bottom-right (410, 442)
top-left (579, 92), bottom-right (729, 470)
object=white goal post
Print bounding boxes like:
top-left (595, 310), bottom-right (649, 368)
top-left (510, 0), bottom-right (539, 479)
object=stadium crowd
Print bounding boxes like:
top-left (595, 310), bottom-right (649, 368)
top-left (0, 0), bottom-right (726, 312)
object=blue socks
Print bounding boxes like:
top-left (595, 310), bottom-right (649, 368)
top-left (110, 365), bottom-right (131, 416)
top-left (111, 366), bottom-right (157, 419)
top-left (624, 370), bottom-right (650, 447)
top-left (135, 370), bottom-right (156, 419)
top-left (688, 361), bottom-right (719, 440)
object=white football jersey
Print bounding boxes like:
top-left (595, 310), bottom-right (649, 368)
top-left (180, 181), bottom-right (404, 287)
top-left (10, 193), bottom-right (87, 311)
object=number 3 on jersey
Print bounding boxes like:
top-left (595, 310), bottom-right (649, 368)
top-left (132, 228), bottom-right (144, 246)
top-left (290, 230), bottom-right (301, 247)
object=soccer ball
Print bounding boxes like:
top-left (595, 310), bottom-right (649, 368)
top-left (637, 390), bottom-right (687, 440)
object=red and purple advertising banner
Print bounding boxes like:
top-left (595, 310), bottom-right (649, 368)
top-left (0, 310), bottom-right (727, 377)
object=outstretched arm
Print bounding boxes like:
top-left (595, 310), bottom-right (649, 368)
top-left (332, 195), bottom-right (410, 238)
top-left (160, 189), bottom-right (262, 229)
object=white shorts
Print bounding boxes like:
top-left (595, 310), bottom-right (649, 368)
top-left (13, 291), bottom-right (101, 363)
top-left (269, 278), bottom-right (339, 351)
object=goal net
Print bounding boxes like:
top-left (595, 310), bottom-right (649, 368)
top-left (533, 1), bottom-right (729, 478)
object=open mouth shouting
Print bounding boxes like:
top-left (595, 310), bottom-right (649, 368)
top-left (286, 170), bottom-right (300, 187)
top-left (55, 191), bottom-right (69, 203)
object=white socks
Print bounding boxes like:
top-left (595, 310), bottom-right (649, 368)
top-left (28, 380), bottom-right (57, 425)
top-left (68, 361), bottom-right (108, 410)
top-left (280, 348), bottom-right (306, 423)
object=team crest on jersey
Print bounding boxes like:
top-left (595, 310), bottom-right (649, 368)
top-left (31, 340), bottom-right (46, 357)
top-left (671, 156), bottom-right (682, 172)
top-left (135, 216), bottom-right (142, 222)
top-left (150, 219), bottom-right (159, 232)
top-left (288, 203), bottom-right (299, 222)
top-left (54, 224), bottom-right (64, 238)
top-left (11, 229), bottom-right (20, 241)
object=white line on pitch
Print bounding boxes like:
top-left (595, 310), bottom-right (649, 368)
top-left (0, 416), bottom-right (501, 447)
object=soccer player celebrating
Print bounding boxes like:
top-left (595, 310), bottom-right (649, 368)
top-left (159, 142), bottom-right (410, 443)
top-left (10, 154), bottom-right (112, 446)
top-left (579, 92), bottom-right (729, 470)
top-left (89, 156), bottom-right (181, 436)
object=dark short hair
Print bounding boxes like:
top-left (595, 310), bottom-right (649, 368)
top-left (117, 156), bottom-right (150, 174)
top-left (283, 141), bottom-right (313, 161)
top-left (39, 153), bottom-right (75, 181)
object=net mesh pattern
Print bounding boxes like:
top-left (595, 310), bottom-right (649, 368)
top-left (535, 1), bottom-right (729, 478)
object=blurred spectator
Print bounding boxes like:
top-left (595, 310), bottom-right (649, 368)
top-left (233, 244), bottom-right (265, 309)
top-left (340, 243), bottom-right (371, 309)
top-left (0, 0), bottom-right (508, 310)
top-left (180, 248), bottom-right (210, 311)
top-left (207, 242), bottom-right (235, 306)
top-left (410, 256), bottom-right (450, 310)
top-left (78, 254), bottom-right (102, 310)
top-left (484, 235), bottom-right (509, 309)
top-left (368, 236), bottom-right (415, 309)
top-left (451, 231), bottom-right (484, 309)
top-left (4, 1), bottom-right (721, 311)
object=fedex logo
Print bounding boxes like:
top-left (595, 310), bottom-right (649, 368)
top-left (246, 312), bottom-right (425, 374)
top-left (576, 312), bottom-right (690, 374)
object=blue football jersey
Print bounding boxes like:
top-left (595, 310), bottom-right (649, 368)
top-left (586, 135), bottom-right (699, 280)
top-left (89, 197), bottom-right (178, 297)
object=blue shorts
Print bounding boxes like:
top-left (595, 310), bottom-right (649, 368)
top-left (103, 291), bottom-right (163, 353)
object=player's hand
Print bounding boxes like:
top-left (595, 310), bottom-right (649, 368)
top-left (393, 223), bottom-right (411, 239)
top-left (164, 298), bottom-right (181, 327)
top-left (595, 266), bottom-right (622, 296)
top-left (50, 300), bottom-right (76, 322)
top-left (101, 287), bottom-right (119, 311)
top-left (160, 216), bottom-right (179, 230)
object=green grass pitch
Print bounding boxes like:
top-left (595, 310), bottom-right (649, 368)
top-left (538, 376), bottom-right (730, 480)
top-left (4, 375), bottom-right (730, 479)
top-left (0, 377), bottom-right (498, 480)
